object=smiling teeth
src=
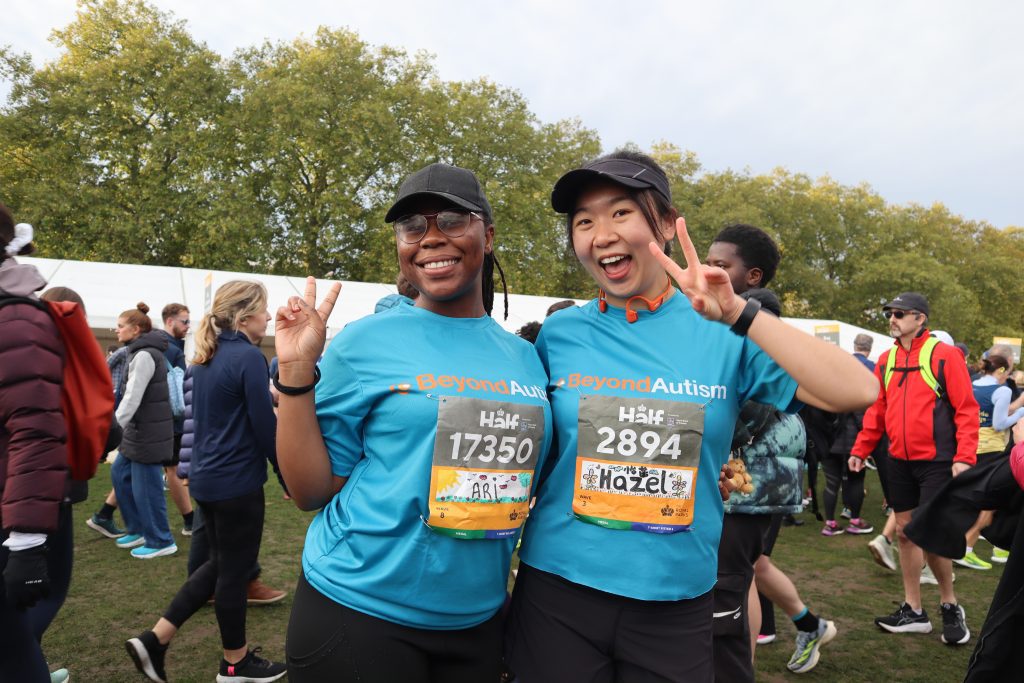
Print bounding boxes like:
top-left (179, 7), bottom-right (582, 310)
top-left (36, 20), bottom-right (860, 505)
top-left (424, 259), bottom-right (459, 270)
top-left (600, 255), bottom-right (627, 265)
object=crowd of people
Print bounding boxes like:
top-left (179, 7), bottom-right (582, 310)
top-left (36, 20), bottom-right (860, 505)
top-left (1, 150), bottom-right (1022, 683)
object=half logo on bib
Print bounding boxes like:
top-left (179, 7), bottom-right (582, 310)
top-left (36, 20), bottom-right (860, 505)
top-left (574, 395), bottom-right (703, 533)
top-left (428, 396), bottom-right (546, 539)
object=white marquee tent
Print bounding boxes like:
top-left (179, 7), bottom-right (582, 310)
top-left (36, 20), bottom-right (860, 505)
top-left (21, 257), bottom-right (894, 362)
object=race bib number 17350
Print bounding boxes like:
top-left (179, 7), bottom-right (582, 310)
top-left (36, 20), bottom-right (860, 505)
top-left (427, 396), bottom-right (545, 539)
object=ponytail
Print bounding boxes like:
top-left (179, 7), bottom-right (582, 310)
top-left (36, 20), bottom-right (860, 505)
top-left (192, 312), bottom-right (222, 366)
top-left (983, 354), bottom-right (1011, 376)
top-left (192, 280), bottom-right (268, 365)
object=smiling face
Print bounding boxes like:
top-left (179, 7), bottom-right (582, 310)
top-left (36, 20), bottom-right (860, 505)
top-left (570, 183), bottom-right (675, 308)
top-left (396, 197), bottom-right (493, 318)
top-left (116, 316), bottom-right (140, 344)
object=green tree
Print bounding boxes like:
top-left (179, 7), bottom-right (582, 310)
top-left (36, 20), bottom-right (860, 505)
top-left (0, 0), bottom-right (230, 265)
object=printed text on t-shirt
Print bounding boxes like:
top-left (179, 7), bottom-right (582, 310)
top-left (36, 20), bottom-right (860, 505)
top-left (562, 373), bottom-right (727, 399)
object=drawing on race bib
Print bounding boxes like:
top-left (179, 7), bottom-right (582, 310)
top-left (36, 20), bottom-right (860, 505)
top-left (578, 462), bottom-right (692, 499)
top-left (435, 470), bottom-right (532, 503)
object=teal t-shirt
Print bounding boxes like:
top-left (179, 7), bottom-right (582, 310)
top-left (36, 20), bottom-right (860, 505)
top-left (302, 304), bottom-right (552, 629)
top-left (519, 293), bottom-right (798, 601)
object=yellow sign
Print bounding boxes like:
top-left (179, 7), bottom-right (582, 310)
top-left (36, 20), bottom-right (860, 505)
top-left (203, 272), bottom-right (213, 313)
top-left (815, 324), bottom-right (840, 346)
top-left (992, 337), bottom-right (1022, 363)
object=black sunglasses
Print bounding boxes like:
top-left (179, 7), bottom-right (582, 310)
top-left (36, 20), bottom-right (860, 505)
top-left (883, 309), bottom-right (918, 320)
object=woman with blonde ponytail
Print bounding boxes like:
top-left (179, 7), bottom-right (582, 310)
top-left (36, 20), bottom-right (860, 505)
top-left (127, 280), bottom-right (287, 683)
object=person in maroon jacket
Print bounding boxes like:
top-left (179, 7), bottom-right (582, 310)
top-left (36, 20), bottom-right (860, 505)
top-left (0, 204), bottom-right (68, 682)
top-left (850, 292), bottom-right (979, 648)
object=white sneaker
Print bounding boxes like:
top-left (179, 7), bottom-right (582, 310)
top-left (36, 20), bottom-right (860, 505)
top-left (920, 564), bottom-right (956, 585)
top-left (868, 535), bottom-right (897, 572)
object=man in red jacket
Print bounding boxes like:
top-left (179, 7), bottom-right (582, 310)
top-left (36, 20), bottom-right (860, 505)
top-left (850, 292), bottom-right (978, 647)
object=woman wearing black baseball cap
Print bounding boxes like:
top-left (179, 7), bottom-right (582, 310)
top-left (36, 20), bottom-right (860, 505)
top-left (505, 150), bottom-right (879, 682)
top-left (272, 163), bottom-right (552, 683)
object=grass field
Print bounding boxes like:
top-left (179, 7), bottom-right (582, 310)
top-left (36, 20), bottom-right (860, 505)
top-left (40, 464), bottom-right (1003, 682)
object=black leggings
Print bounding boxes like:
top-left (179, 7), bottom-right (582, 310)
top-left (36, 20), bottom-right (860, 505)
top-left (163, 488), bottom-right (264, 650)
top-left (506, 563), bottom-right (713, 683)
top-left (822, 452), bottom-right (866, 520)
top-left (286, 574), bottom-right (503, 683)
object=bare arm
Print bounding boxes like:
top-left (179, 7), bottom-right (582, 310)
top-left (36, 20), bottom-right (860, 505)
top-left (648, 219), bottom-right (878, 413)
top-left (745, 313), bottom-right (879, 412)
top-left (275, 277), bottom-right (346, 511)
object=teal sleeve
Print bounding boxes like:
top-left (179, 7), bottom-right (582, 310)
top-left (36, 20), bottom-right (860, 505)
top-left (315, 344), bottom-right (369, 478)
top-left (738, 337), bottom-right (801, 413)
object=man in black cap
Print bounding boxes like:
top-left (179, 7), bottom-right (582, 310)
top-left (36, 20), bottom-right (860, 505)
top-left (849, 292), bottom-right (979, 647)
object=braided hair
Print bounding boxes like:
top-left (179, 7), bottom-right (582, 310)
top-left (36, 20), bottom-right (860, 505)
top-left (480, 211), bottom-right (508, 320)
top-left (483, 251), bottom-right (509, 320)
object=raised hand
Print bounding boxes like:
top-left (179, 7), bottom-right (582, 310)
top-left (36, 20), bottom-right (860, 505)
top-left (274, 276), bottom-right (342, 375)
top-left (647, 217), bottom-right (745, 324)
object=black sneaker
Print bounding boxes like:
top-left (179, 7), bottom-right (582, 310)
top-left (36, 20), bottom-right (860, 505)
top-left (217, 647), bottom-right (287, 683)
top-left (940, 603), bottom-right (970, 645)
top-left (875, 602), bottom-right (933, 634)
top-left (126, 630), bottom-right (168, 682)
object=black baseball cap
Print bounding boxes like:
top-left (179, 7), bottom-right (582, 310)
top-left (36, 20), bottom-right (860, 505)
top-left (551, 157), bottom-right (672, 214)
top-left (384, 163), bottom-right (492, 223)
top-left (883, 292), bottom-right (930, 317)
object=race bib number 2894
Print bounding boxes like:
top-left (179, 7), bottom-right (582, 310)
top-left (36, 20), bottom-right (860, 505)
top-left (574, 395), bottom-right (703, 534)
top-left (427, 396), bottom-right (545, 539)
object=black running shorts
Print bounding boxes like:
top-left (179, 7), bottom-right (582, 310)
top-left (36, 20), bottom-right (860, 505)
top-left (886, 458), bottom-right (953, 513)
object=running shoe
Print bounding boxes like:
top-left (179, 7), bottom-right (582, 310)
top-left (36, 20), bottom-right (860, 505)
top-left (821, 520), bottom-right (844, 536)
top-left (756, 633), bottom-right (776, 645)
top-left (940, 603), bottom-right (970, 645)
top-left (840, 507), bottom-right (852, 519)
top-left (868, 534), bottom-right (897, 571)
top-left (920, 564), bottom-right (956, 585)
top-left (991, 547), bottom-right (1010, 564)
top-left (247, 580), bottom-right (287, 605)
top-left (787, 618), bottom-right (837, 673)
top-left (115, 534), bottom-right (144, 549)
top-left (875, 603), bottom-right (932, 634)
top-left (86, 514), bottom-right (126, 539)
top-left (181, 522), bottom-right (193, 537)
top-left (846, 518), bottom-right (874, 535)
top-left (130, 544), bottom-right (178, 559)
top-left (50, 669), bottom-right (69, 683)
top-left (126, 631), bottom-right (168, 683)
top-left (217, 647), bottom-right (286, 683)
top-left (954, 551), bottom-right (992, 570)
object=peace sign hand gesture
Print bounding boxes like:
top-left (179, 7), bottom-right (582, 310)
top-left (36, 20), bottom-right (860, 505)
top-left (647, 218), bottom-right (746, 325)
top-left (275, 276), bottom-right (342, 380)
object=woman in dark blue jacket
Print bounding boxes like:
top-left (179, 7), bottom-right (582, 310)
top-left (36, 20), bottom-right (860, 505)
top-left (126, 281), bottom-right (287, 683)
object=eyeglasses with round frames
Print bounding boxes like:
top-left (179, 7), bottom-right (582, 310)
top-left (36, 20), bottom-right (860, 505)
top-left (393, 210), bottom-right (481, 244)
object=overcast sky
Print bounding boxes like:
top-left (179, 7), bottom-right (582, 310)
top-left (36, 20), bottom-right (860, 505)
top-left (7, 1), bottom-right (1023, 227)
